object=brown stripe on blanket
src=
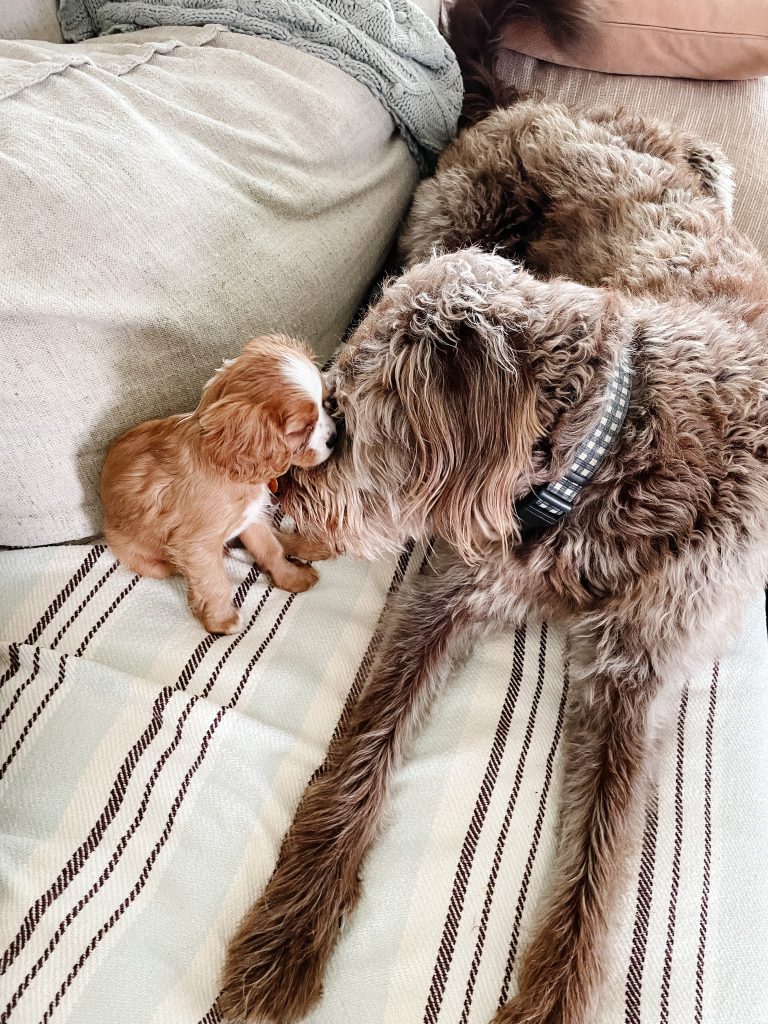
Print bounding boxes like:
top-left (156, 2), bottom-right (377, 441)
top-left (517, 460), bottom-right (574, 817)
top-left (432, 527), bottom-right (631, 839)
top-left (624, 789), bottom-right (660, 1024)
top-left (460, 624), bottom-right (552, 1023)
top-left (423, 624), bottom-right (529, 1024)
top-left (0, 585), bottom-right (278, 1020)
top-left (695, 665), bottom-right (718, 1024)
top-left (0, 655), bottom-right (67, 784)
top-left (0, 565), bottom-right (265, 975)
top-left (38, 596), bottom-right (297, 1024)
top-left (175, 564), bottom-right (262, 693)
top-left (74, 571), bottom-right (140, 657)
top-left (0, 560), bottom-right (125, 750)
top-left (0, 545), bottom-right (103, 713)
top-left (312, 540), bottom-right (417, 780)
top-left (0, 643), bottom-right (21, 691)
top-left (497, 659), bottom-right (570, 1008)
top-left (660, 686), bottom-right (689, 1024)
top-left (0, 571), bottom-right (141, 786)
top-left (0, 647), bottom-right (41, 733)
top-left (232, 564), bottom-right (262, 609)
top-left (25, 545), bottom-right (105, 648)
top-left (49, 561), bottom-right (121, 651)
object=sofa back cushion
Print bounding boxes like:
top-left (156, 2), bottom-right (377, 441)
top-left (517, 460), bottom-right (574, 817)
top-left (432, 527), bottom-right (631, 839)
top-left (504, 0), bottom-right (768, 79)
top-left (0, 0), bottom-right (63, 42)
top-left (0, 26), bottom-right (418, 546)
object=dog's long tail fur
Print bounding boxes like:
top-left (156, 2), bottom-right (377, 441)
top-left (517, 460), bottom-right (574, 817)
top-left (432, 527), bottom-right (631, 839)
top-left (445, 0), bottom-right (597, 127)
top-left (218, 553), bottom-right (661, 1024)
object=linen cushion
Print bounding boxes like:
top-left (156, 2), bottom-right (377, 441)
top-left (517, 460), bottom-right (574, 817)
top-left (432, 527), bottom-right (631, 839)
top-left (503, 0), bottom-right (768, 80)
top-left (0, 25), bottom-right (419, 546)
top-left (0, 0), bottom-right (63, 43)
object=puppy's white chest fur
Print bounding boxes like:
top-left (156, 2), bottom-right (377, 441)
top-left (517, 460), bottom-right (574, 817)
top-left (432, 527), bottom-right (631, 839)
top-left (229, 486), bottom-right (271, 540)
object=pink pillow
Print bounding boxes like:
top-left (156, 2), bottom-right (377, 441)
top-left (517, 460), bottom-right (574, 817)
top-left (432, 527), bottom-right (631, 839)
top-left (502, 0), bottom-right (768, 80)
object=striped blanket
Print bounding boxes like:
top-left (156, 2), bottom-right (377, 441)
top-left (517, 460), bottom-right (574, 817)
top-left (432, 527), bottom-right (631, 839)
top-left (0, 542), bottom-right (766, 1024)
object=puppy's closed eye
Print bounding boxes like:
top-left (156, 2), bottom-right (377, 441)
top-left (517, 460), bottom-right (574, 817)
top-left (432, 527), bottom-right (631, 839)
top-left (285, 415), bottom-right (315, 451)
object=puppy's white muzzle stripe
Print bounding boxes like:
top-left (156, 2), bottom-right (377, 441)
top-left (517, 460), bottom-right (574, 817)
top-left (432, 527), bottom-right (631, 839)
top-left (283, 351), bottom-right (336, 463)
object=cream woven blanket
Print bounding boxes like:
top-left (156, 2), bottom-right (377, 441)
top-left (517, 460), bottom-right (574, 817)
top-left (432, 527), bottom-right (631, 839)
top-left (0, 543), bottom-right (766, 1023)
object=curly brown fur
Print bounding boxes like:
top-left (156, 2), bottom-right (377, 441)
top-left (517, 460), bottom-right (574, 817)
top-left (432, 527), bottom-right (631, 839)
top-left (218, 37), bottom-right (768, 1024)
top-left (398, 104), bottom-right (745, 300)
top-left (219, 248), bottom-right (768, 1024)
top-left (220, 555), bottom-right (490, 1022)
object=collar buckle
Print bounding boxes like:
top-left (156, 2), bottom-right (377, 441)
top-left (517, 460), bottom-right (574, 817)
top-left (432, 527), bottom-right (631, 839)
top-left (516, 486), bottom-right (574, 535)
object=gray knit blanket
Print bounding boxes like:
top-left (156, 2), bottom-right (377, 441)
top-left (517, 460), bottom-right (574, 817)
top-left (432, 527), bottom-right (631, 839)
top-left (57, 0), bottom-right (461, 171)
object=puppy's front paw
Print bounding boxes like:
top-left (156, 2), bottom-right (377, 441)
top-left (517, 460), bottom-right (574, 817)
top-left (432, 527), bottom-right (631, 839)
top-left (271, 561), bottom-right (319, 594)
top-left (200, 605), bottom-right (242, 635)
top-left (278, 532), bottom-right (335, 562)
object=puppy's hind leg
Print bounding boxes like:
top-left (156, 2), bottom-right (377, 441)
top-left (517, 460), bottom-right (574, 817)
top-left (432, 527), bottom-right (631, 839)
top-left (494, 656), bottom-right (662, 1024)
top-left (173, 543), bottom-right (241, 635)
top-left (103, 525), bottom-right (172, 579)
top-left (118, 549), bottom-right (172, 580)
top-left (218, 552), bottom-right (493, 1024)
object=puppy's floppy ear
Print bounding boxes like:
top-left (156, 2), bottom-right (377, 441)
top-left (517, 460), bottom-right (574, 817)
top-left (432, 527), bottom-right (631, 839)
top-left (198, 396), bottom-right (291, 482)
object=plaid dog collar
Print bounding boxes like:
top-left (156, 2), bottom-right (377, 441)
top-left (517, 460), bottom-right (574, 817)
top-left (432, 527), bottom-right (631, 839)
top-left (515, 352), bottom-right (632, 539)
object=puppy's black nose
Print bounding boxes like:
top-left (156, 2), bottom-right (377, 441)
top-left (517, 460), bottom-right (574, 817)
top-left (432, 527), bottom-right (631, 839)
top-left (326, 428), bottom-right (338, 450)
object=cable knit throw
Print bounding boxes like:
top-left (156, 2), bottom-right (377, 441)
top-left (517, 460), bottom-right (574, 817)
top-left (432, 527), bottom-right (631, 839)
top-left (57, 0), bottom-right (462, 171)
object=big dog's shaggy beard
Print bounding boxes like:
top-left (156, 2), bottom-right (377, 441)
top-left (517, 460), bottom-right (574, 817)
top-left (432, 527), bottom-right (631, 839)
top-left (218, 248), bottom-right (768, 1024)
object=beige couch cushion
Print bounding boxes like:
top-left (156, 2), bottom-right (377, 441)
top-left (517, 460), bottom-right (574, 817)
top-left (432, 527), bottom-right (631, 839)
top-left (0, 0), bottom-right (62, 42)
top-left (0, 25), bottom-right (419, 547)
top-left (497, 47), bottom-right (768, 262)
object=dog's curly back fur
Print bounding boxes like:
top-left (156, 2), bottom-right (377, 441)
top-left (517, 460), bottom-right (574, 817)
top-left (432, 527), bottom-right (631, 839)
top-left (398, 102), bottom-right (764, 306)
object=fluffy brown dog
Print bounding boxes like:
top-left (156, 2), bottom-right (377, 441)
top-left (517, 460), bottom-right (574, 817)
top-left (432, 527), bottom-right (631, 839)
top-left (101, 334), bottom-right (335, 634)
top-left (218, 4), bottom-right (768, 1024)
top-left (221, 250), bottom-right (768, 1024)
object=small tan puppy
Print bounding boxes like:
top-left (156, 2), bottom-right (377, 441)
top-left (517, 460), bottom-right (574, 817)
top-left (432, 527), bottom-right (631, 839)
top-left (101, 334), bottom-right (336, 634)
